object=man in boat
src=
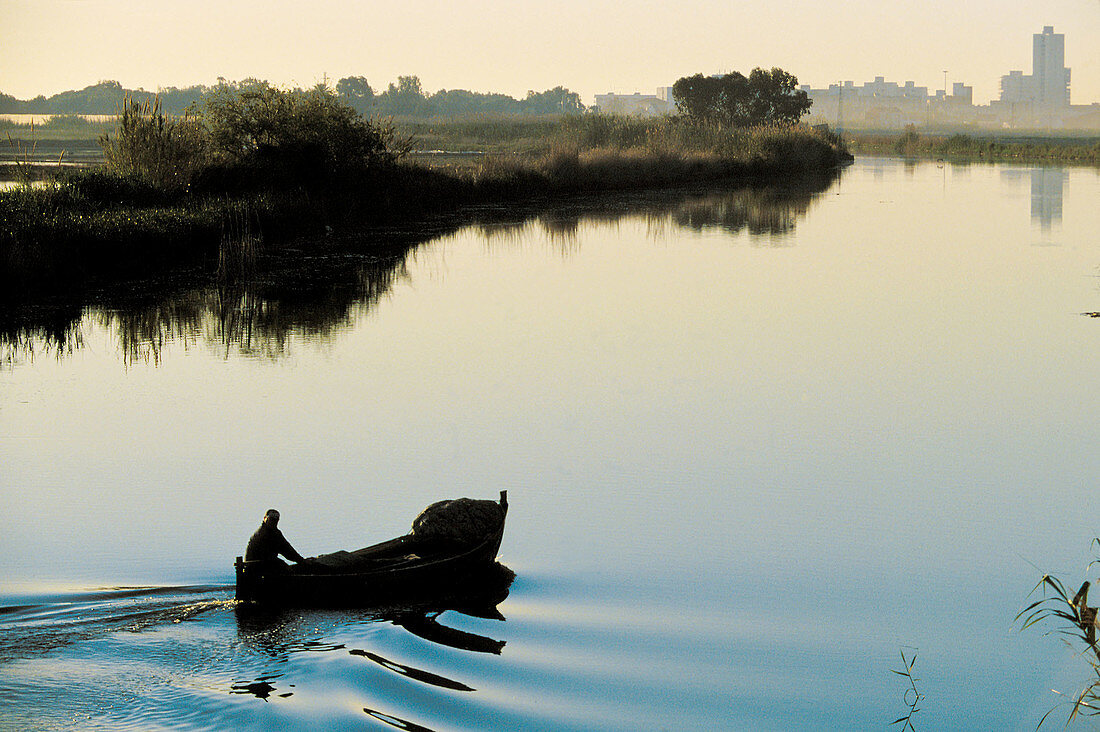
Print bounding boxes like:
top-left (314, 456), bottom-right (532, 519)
top-left (245, 509), bottom-right (308, 568)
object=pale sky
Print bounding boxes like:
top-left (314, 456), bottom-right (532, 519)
top-left (2, 0), bottom-right (1098, 106)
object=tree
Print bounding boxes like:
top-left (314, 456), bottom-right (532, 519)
top-left (672, 68), bottom-right (811, 127)
top-left (377, 76), bottom-right (428, 115)
top-left (336, 76), bottom-right (374, 113)
top-left (672, 72), bottom-right (749, 127)
top-left (523, 87), bottom-right (585, 115)
top-left (746, 68), bottom-right (811, 125)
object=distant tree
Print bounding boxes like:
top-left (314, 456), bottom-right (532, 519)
top-left (745, 68), bottom-right (811, 125)
top-left (46, 80), bottom-right (140, 114)
top-left (336, 76), bottom-right (374, 113)
top-left (427, 88), bottom-right (522, 116)
top-left (672, 68), bottom-right (811, 127)
top-left (156, 85), bottom-right (211, 114)
top-left (672, 73), bottom-right (750, 126)
top-left (377, 76), bottom-right (428, 116)
top-left (523, 86), bottom-right (584, 115)
top-left (0, 92), bottom-right (25, 113)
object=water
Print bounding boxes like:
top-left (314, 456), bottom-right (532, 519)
top-left (0, 113), bottom-right (117, 124)
top-left (3, 158), bottom-right (1100, 729)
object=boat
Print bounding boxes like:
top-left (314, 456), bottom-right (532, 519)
top-left (235, 491), bottom-right (509, 606)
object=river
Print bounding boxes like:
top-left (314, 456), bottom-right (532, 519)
top-left (2, 158), bottom-right (1100, 730)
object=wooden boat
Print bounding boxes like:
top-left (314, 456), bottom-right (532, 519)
top-left (235, 491), bottom-right (509, 606)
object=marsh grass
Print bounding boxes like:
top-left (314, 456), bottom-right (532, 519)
top-left (459, 120), bottom-right (848, 195)
top-left (217, 201), bottom-right (263, 283)
top-left (3, 120), bottom-right (65, 186)
top-left (0, 115), bottom-right (115, 143)
top-left (99, 97), bottom-right (207, 191)
top-left (2, 107), bottom-right (850, 298)
top-left (1017, 541), bottom-right (1100, 727)
top-left (849, 130), bottom-right (1100, 164)
top-left (5, 131), bottom-right (38, 187)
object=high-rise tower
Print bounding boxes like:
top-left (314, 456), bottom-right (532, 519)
top-left (1032, 26), bottom-right (1070, 106)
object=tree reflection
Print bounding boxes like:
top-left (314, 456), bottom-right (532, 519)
top-left (1, 170), bottom-right (840, 365)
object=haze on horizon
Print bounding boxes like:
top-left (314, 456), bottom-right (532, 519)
top-left (2, 0), bottom-right (1099, 107)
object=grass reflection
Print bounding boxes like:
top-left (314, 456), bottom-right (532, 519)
top-left (1, 173), bottom-right (839, 364)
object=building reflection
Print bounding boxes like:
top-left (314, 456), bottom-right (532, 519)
top-left (1030, 166), bottom-right (1066, 232)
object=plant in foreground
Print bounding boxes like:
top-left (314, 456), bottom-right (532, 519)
top-left (890, 649), bottom-right (922, 731)
top-left (1017, 541), bottom-right (1100, 727)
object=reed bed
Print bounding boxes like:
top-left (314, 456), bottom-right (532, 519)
top-left (1, 101), bottom-right (850, 298)
top-left (848, 129), bottom-right (1100, 164)
top-left (0, 114), bottom-right (116, 142)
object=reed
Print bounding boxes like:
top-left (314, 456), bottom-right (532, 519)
top-left (890, 649), bottom-right (922, 731)
top-left (99, 96), bottom-right (207, 191)
top-left (1017, 541), bottom-right (1100, 727)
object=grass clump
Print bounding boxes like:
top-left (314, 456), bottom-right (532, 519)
top-left (99, 97), bottom-right (208, 191)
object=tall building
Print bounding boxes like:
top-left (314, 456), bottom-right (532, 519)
top-left (1033, 26), bottom-right (1071, 106)
top-left (999, 26), bottom-right (1070, 107)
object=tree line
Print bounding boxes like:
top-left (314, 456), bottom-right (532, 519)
top-left (1, 67), bottom-right (813, 127)
top-left (0, 77), bottom-right (585, 117)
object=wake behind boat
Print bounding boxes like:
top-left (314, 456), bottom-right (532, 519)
top-left (235, 491), bottom-right (509, 606)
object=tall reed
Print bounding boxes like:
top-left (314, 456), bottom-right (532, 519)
top-left (99, 96), bottom-right (208, 191)
top-left (1017, 541), bottom-right (1100, 726)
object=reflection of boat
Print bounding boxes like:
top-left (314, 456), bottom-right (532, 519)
top-left (235, 492), bottom-right (509, 606)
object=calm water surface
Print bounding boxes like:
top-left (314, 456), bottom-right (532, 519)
top-left (3, 158), bottom-right (1100, 730)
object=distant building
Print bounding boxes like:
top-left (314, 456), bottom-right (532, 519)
top-left (999, 26), bottom-right (1070, 107)
top-left (601, 27), bottom-right (1093, 130)
top-left (593, 90), bottom-right (675, 116)
top-left (1033, 26), bottom-right (1071, 107)
top-left (799, 25), bottom-right (1093, 130)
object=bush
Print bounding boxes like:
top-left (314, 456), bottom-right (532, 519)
top-left (202, 81), bottom-right (405, 188)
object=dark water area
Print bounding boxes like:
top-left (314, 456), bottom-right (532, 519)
top-left (4, 159), bottom-right (1100, 729)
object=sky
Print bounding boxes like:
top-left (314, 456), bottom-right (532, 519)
top-left (1, 0), bottom-right (1099, 106)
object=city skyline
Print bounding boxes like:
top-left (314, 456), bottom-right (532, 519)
top-left (2, 1), bottom-right (1098, 108)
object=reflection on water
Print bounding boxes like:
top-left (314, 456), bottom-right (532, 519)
top-left (1030, 166), bottom-right (1067, 232)
top-left (999, 164), bottom-right (1070, 235)
top-left (1, 174), bottom-right (837, 366)
top-left (8, 159), bottom-right (1100, 730)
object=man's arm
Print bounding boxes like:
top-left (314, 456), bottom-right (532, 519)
top-left (277, 530), bottom-right (306, 563)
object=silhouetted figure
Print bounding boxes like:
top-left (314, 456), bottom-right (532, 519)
top-left (245, 509), bottom-right (306, 567)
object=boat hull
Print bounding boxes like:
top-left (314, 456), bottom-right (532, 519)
top-left (235, 491), bottom-right (507, 607)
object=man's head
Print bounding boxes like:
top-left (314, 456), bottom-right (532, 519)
top-left (263, 508), bottom-right (280, 526)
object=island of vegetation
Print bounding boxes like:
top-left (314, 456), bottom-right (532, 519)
top-left (1, 70), bottom-right (851, 299)
top-left (846, 124), bottom-right (1100, 164)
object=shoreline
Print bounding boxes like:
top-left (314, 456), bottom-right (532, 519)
top-left (0, 131), bottom-right (852, 302)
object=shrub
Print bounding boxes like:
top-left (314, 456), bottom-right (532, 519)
top-left (201, 81), bottom-right (405, 188)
